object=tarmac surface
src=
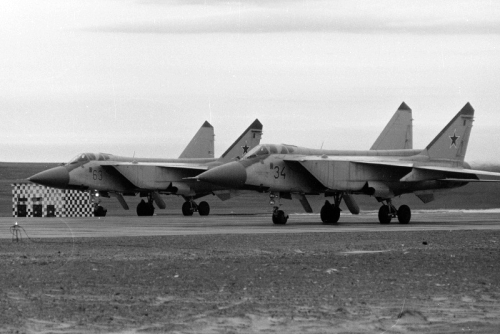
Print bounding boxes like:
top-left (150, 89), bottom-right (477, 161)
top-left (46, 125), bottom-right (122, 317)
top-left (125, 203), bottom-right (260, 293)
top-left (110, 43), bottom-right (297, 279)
top-left (2, 210), bottom-right (500, 333)
top-left (2, 210), bottom-right (500, 240)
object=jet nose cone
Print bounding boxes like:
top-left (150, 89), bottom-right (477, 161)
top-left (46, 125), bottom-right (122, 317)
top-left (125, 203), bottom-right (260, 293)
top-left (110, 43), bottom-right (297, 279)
top-left (29, 166), bottom-right (70, 189)
top-left (198, 161), bottom-right (247, 188)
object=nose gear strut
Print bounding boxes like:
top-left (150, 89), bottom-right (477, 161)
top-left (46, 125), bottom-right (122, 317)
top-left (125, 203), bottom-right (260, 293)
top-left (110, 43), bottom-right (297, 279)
top-left (270, 192), bottom-right (288, 225)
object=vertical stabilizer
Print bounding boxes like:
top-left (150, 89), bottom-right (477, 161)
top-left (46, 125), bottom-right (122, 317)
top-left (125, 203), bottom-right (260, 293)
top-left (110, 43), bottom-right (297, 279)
top-left (219, 119), bottom-right (263, 162)
top-left (371, 102), bottom-right (413, 150)
top-left (178, 121), bottom-right (215, 159)
top-left (423, 103), bottom-right (474, 162)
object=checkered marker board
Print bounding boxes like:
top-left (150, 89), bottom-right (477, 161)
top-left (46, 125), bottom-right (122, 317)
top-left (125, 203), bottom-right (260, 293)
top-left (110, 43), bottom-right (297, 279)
top-left (12, 183), bottom-right (93, 217)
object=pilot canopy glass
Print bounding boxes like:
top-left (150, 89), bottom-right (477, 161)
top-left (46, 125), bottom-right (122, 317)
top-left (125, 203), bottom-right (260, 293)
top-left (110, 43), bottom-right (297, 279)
top-left (68, 153), bottom-right (111, 164)
top-left (243, 144), bottom-right (291, 159)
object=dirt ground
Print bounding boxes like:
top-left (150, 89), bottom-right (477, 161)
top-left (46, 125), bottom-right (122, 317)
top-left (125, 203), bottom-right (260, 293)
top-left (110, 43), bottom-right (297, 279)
top-left (1, 230), bottom-right (500, 333)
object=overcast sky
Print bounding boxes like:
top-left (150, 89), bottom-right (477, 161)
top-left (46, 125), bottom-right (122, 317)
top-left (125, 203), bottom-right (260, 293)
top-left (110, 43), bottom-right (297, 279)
top-left (1, 0), bottom-right (499, 163)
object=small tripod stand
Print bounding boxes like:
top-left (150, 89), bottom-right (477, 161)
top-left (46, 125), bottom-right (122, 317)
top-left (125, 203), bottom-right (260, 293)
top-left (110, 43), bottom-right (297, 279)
top-left (10, 222), bottom-right (22, 242)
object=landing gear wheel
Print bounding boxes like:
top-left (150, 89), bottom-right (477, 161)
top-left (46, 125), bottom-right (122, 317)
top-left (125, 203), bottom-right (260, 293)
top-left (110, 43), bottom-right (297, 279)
top-left (145, 202), bottom-right (155, 216)
top-left (397, 205), bottom-right (411, 224)
top-left (136, 200), bottom-right (154, 216)
top-left (320, 201), bottom-right (340, 224)
top-left (182, 201), bottom-right (194, 216)
top-left (136, 200), bottom-right (147, 216)
top-left (331, 207), bottom-right (341, 223)
top-left (198, 201), bottom-right (210, 216)
top-left (94, 205), bottom-right (107, 217)
top-left (378, 205), bottom-right (392, 224)
top-left (272, 210), bottom-right (288, 225)
top-left (320, 201), bottom-right (332, 223)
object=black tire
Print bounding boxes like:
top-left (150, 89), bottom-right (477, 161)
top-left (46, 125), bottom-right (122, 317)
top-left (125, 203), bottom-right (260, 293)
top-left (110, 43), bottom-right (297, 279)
top-left (145, 202), bottom-right (155, 216)
top-left (198, 201), bottom-right (210, 216)
top-left (182, 201), bottom-right (193, 216)
top-left (272, 210), bottom-right (288, 225)
top-left (378, 205), bottom-right (391, 224)
top-left (331, 207), bottom-right (341, 223)
top-left (94, 206), bottom-right (107, 217)
top-left (136, 200), bottom-right (147, 216)
top-left (320, 201), bottom-right (333, 223)
top-left (397, 205), bottom-right (411, 224)
top-left (320, 201), bottom-right (340, 224)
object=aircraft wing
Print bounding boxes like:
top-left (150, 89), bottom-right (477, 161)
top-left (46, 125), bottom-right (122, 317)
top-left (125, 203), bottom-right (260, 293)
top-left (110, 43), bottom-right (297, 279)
top-left (400, 165), bottom-right (500, 182)
top-left (282, 155), bottom-right (500, 192)
top-left (286, 155), bottom-right (415, 167)
top-left (347, 160), bottom-right (500, 182)
top-left (98, 161), bottom-right (210, 171)
top-left (95, 161), bottom-right (211, 191)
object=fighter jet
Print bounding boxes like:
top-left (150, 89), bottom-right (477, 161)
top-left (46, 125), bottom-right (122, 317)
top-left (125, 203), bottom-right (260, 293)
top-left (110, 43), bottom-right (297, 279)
top-left (29, 120), bottom-right (263, 216)
top-left (196, 103), bottom-right (500, 225)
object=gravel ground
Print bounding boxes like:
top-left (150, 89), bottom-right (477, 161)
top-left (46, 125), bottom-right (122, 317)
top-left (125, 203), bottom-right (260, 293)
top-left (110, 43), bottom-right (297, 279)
top-left (1, 230), bottom-right (500, 333)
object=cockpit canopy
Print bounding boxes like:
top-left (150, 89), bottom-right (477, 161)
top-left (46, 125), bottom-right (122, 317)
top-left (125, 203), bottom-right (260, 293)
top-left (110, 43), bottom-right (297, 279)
top-left (68, 153), bottom-right (111, 165)
top-left (243, 144), bottom-right (295, 159)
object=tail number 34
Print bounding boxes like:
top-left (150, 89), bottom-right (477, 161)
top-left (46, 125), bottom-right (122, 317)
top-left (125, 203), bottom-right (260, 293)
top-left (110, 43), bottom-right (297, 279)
top-left (274, 166), bottom-right (286, 179)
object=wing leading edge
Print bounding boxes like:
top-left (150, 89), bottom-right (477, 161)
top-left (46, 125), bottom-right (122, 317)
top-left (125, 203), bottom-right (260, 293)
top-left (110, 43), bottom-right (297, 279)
top-left (97, 162), bottom-right (210, 191)
top-left (283, 156), bottom-right (500, 194)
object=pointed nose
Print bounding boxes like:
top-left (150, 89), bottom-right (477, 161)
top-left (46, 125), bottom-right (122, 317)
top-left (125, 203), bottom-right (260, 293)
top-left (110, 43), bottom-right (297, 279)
top-left (29, 166), bottom-right (70, 189)
top-left (198, 161), bottom-right (247, 188)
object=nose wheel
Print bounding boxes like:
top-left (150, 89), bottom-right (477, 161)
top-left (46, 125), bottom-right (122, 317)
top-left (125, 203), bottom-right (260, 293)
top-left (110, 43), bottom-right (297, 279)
top-left (378, 200), bottom-right (411, 224)
top-left (270, 192), bottom-right (289, 225)
top-left (272, 208), bottom-right (288, 225)
top-left (93, 204), bottom-right (107, 217)
top-left (92, 192), bottom-right (107, 217)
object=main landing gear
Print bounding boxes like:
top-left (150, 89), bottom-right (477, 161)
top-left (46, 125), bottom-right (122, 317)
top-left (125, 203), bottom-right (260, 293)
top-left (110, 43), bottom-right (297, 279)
top-left (137, 194), bottom-right (155, 216)
top-left (320, 193), bottom-right (342, 224)
top-left (270, 192), bottom-right (289, 225)
top-left (182, 200), bottom-right (210, 216)
top-left (378, 199), bottom-right (411, 224)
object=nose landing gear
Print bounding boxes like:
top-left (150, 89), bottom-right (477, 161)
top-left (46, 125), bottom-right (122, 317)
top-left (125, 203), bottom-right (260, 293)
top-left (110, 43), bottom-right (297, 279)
top-left (378, 199), bottom-right (411, 224)
top-left (92, 191), bottom-right (107, 217)
top-left (272, 208), bottom-right (288, 225)
top-left (270, 192), bottom-right (288, 225)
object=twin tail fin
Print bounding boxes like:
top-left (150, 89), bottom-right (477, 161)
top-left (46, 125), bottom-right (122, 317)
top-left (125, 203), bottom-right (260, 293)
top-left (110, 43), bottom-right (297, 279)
top-left (178, 121), bottom-right (215, 159)
top-left (422, 102), bottom-right (474, 163)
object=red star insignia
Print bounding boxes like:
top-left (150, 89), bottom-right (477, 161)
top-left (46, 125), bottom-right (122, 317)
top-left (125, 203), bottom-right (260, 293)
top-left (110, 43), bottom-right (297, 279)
top-left (449, 130), bottom-right (460, 148)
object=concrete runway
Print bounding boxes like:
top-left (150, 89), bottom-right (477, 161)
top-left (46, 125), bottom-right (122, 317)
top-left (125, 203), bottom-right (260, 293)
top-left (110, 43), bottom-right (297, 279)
top-left (1, 209), bottom-right (500, 239)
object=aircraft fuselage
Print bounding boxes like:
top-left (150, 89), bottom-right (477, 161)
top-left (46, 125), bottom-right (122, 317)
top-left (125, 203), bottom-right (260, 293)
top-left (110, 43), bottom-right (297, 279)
top-left (244, 152), bottom-right (468, 197)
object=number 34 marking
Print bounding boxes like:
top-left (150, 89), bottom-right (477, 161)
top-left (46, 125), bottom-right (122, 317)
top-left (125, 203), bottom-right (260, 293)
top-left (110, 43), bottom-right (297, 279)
top-left (274, 166), bottom-right (286, 179)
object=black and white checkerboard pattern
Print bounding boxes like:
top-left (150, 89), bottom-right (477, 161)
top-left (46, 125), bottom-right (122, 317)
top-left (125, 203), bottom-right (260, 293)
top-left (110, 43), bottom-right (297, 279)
top-left (12, 183), bottom-right (93, 217)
